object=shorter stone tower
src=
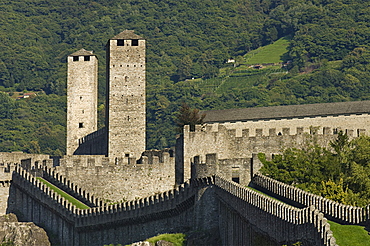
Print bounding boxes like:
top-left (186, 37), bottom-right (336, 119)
top-left (105, 30), bottom-right (146, 159)
top-left (66, 49), bottom-right (98, 155)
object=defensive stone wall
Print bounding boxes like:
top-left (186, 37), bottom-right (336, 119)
top-left (0, 152), bottom-right (52, 215)
top-left (73, 127), bottom-right (107, 155)
top-left (182, 121), bottom-right (366, 182)
top-left (55, 149), bottom-right (176, 202)
top-left (252, 173), bottom-right (370, 225)
top-left (8, 166), bottom-right (217, 246)
top-left (191, 153), bottom-right (263, 186)
top-left (215, 176), bottom-right (337, 246)
top-left (9, 166), bottom-right (339, 246)
top-left (42, 167), bottom-right (102, 208)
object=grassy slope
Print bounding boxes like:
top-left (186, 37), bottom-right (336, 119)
top-left (36, 177), bottom-right (90, 209)
top-left (190, 37), bottom-right (290, 94)
top-left (328, 221), bottom-right (370, 246)
top-left (244, 36), bottom-right (291, 64)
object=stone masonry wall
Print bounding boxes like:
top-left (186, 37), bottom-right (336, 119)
top-left (215, 176), bottom-right (337, 246)
top-left (9, 167), bottom-right (337, 246)
top-left (0, 152), bottom-right (52, 215)
top-left (9, 167), bottom-right (217, 246)
top-left (106, 31), bottom-right (146, 159)
top-left (73, 127), bottom-right (107, 155)
top-left (67, 50), bottom-right (98, 155)
top-left (183, 114), bottom-right (370, 182)
top-left (191, 153), bottom-right (263, 186)
top-left (55, 150), bottom-right (175, 202)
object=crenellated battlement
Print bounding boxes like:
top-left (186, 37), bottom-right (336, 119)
top-left (42, 167), bottom-right (102, 207)
top-left (55, 149), bottom-right (176, 202)
top-left (10, 166), bottom-right (79, 221)
top-left (215, 175), bottom-right (337, 245)
top-left (9, 166), bottom-right (339, 246)
top-left (252, 173), bottom-right (370, 225)
top-left (185, 123), bottom-right (366, 138)
top-left (182, 119), bottom-right (370, 182)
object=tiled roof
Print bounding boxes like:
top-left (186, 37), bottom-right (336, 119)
top-left (69, 49), bottom-right (94, 56)
top-left (110, 30), bottom-right (143, 40)
top-left (201, 101), bottom-right (370, 123)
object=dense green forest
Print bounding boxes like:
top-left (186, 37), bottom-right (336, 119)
top-left (1, 0), bottom-right (370, 154)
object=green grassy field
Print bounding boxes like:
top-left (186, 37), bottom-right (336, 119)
top-left (328, 221), bottom-right (370, 246)
top-left (36, 177), bottom-right (90, 209)
top-left (244, 36), bottom-right (291, 64)
top-left (189, 37), bottom-right (291, 94)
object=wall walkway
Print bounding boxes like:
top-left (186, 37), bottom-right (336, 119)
top-left (8, 167), bottom-right (338, 246)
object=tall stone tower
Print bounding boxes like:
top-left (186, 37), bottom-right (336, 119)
top-left (106, 30), bottom-right (146, 159)
top-left (66, 49), bottom-right (98, 155)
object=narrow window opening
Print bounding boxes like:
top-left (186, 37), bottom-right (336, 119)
top-left (125, 153), bottom-right (130, 157)
top-left (79, 123), bottom-right (84, 128)
top-left (80, 96), bottom-right (82, 100)
top-left (117, 39), bottom-right (124, 46)
top-left (73, 56), bottom-right (79, 61)
top-left (131, 39), bottom-right (139, 46)
top-left (84, 56), bottom-right (90, 61)
top-left (127, 116), bottom-right (130, 121)
top-left (232, 167), bottom-right (240, 183)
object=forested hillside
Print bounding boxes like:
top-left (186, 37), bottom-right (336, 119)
top-left (1, 0), bottom-right (370, 154)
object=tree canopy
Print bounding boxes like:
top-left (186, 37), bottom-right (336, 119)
top-left (1, 0), bottom-right (370, 153)
top-left (259, 132), bottom-right (370, 207)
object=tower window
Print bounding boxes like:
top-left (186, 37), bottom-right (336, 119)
top-left (79, 123), bottom-right (84, 128)
top-left (73, 56), bottom-right (79, 61)
top-left (84, 56), bottom-right (90, 61)
top-left (131, 39), bottom-right (139, 46)
top-left (117, 39), bottom-right (124, 46)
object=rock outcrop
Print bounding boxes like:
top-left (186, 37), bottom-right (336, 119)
top-left (0, 213), bottom-right (50, 246)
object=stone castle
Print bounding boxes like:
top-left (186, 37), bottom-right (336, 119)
top-left (0, 30), bottom-right (370, 245)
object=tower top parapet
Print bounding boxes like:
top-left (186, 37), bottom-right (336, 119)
top-left (69, 48), bottom-right (94, 57)
top-left (110, 30), bottom-right (144, 40)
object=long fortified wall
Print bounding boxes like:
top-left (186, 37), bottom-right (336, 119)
top-left (182, 114), bottom-right (370, 182)
top-left (8, 167), bottom-right (217, 246)
top-left (55, 149), bottom-right (176, 202)
top-left (215, 176), bottom-right (337, 246)
top-left (252, 173), bottom-right (370, 225)
top-left (9, 166), bottom-right (338, 246)
top-left (0, 152), bottom-right (52, 214)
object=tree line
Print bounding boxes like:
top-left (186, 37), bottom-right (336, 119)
top-left (1, 0), bottom-right (370, 153)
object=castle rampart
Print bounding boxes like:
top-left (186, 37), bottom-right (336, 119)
top-left (55, 149), bottom-right (176, 202)
top-left (8, 166), bottom-right (339, 246)
top-left (252, 173), bottom-right (370, 225)
top-left (215, 175), bottom-right (337, 245)
top-left (182, 120), bottom-right (369, 183)
top-left (191, 153), bottom-right (263, 186)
